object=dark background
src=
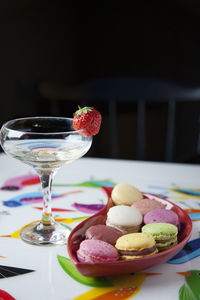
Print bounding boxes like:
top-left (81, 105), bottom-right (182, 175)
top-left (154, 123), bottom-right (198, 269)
top-left (1, 0), bottom-right (200, 163)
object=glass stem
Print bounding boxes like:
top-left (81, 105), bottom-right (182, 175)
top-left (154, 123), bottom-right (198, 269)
top-left (39, 173), bottom-right (55, 228)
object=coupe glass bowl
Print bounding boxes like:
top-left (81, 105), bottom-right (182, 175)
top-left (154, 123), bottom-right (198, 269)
top-left (0, 116), bottom-right (92, 245)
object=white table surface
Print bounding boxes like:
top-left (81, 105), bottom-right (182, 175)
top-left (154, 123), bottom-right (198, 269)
top-left (0, 154), bottom-right (200, 300)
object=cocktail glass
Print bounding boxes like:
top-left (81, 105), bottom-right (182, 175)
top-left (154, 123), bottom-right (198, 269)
top-left (0, 117), bottom-right (92, 245)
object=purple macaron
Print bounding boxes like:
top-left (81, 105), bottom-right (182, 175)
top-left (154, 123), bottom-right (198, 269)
top-left (85, 224), bottom-right (123, 245)
top-left (144, 208), bottom-right (180, 229)
top-left (77, 239), bottom-right (119, 263)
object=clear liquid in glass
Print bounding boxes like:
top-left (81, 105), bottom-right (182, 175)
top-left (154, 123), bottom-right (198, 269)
top-left (4, 138), bottom-right (92, 173)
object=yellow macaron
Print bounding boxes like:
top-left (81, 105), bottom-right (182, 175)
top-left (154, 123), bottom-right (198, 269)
top-left (115, 232), bottom-right (158, 260)
top-left (111, 183), bottom-right (143, 206)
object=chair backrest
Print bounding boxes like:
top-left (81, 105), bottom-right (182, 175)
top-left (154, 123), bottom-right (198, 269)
top-left (76, 76), bottom-right (185, 101)
top-left (76, 76), bottom-right (200, 162)
top-left (39, 76), bottom-right (200, 162)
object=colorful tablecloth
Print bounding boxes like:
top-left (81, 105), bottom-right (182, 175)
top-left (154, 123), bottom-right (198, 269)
top-left (0, 154), bottom-right (200, 300)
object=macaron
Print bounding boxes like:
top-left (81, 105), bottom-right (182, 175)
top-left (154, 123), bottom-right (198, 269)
top-left (132, 198), bottom-right (166, 216)
top-left (144, 208), bottom-right (180, 228)
top-left (142, 222), bottom-right (178, 251)
top-left (85, 224), bottom-right (123, 245)
top-left (76, 239), bottom-right (119, 263)
top-left (115, 232), bottom-right (158, 260)
top-left (111, 183), bottom-right (143, 206)
top-left (106, 205), bottom-right (143, 234)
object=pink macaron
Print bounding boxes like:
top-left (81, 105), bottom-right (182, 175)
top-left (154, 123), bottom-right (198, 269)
top-left (77, 239), bottom-right (119, 263)
top-left (132, 198), bottom-right (166, 216)
top-left (144, 208), bottom-right (180, 229)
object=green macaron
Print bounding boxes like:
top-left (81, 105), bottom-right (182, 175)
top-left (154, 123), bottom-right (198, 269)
top-left (142, 222), bottom-right (178, 251)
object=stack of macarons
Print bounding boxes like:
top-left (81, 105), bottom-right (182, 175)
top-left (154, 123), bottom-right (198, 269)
top-left (76, 183), bottom-right (180, 263)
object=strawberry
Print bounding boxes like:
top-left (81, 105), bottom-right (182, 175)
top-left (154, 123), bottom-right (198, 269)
top-left (73, 106), bottom-right (102, 137)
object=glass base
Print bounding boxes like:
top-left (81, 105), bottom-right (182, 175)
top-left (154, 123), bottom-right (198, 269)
top-left (19, 221), bottom-right (70, 245)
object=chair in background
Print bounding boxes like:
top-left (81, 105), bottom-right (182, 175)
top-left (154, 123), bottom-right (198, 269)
top-left (39, 77), bottom-right (200, 162)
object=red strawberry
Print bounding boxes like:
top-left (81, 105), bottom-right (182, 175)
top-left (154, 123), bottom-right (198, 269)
top-left (73, 106), bottom-right (102, 137)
